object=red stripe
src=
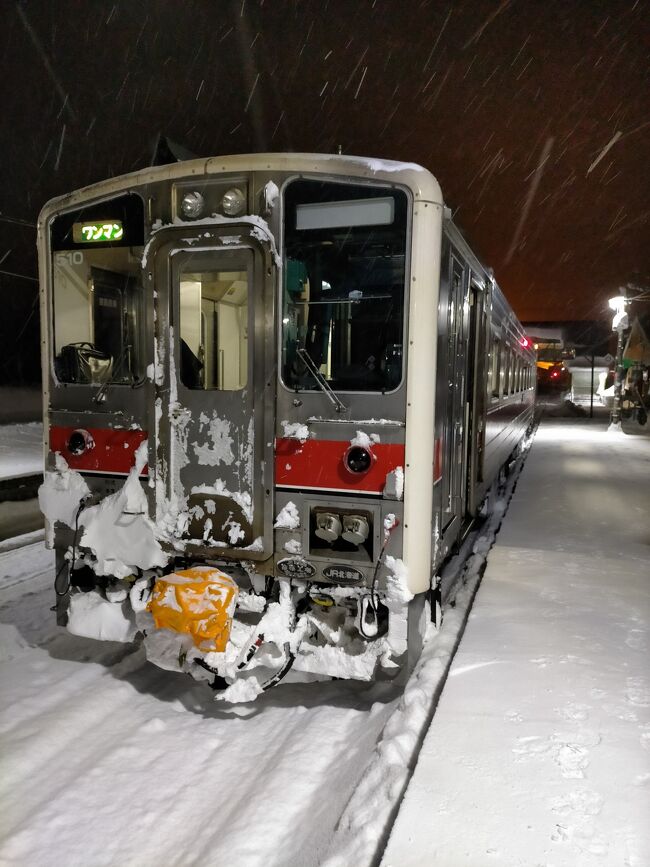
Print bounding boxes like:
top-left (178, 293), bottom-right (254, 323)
top-left (49, 426), bottom-right (148, 476)
top-left (275, 437), bottom-right (404, 494)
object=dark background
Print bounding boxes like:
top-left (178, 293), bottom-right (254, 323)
top-left (2, 0), bottom-right (648, 383)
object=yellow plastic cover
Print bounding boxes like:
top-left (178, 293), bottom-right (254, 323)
top-left (148, 567), bottom-right (239, 652)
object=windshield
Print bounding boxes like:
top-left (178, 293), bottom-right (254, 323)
top-left (50, 194), bottom-right (145, 385)
top-left (282, 179), bottom-right (408, 393)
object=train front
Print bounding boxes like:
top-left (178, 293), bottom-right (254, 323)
top-left (37, 155), bottom-right (443, 700)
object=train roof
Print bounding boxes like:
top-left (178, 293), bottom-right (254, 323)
top-left (38, 153), bottom-right (443, 227)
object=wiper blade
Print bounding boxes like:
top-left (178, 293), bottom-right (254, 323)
top-left (93, 344), bottom-right (132, 404)
top-left (296, 347), bottom-right (346, 414)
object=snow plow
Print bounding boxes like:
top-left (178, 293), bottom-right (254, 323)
top-left (37, 152), bottom-right (535, 701)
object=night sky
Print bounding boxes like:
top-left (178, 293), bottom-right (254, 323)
top-left (2, 0), bottom-right (648, 382)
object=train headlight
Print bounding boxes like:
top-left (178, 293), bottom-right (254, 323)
top-left (180, 191), bottom-right (205, 219)
top-left (67, 429), bottom-right (94, 456)
top-left (341, 515), bottom-right (369, 546)
top-left (344, 446), bottom-right (372, 475)
top-left (221, 187), bottom-right (246, 216)
top-left (314, 512), bottom-right (341, 544)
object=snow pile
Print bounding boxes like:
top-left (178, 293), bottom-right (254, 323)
top-left (281, 421), bottom-right (310, 443)
top-left (283, 538), bottom-right (302, 555)
top-left (80, 442), bottom-right (168, 579)
top-left (294, 640), bottom-right (385, 682)
top-left (383, 556), bottom-right (413, 611)
top-left (262, 180), bottom-right (279, 211)
top-left (274, 501), bottom-right (300, 529)
top-left (383, 513), bottom-right (397, 540)
top-left (38, 453), bottom-right (90, 545)
top-left (218, 677), bottom-right (264, 703)
top-left (393, 466), bottom-right (404, 500)
top-left (67, 591), bottom-right (137, 643)
top-left (192, 412), bottom-right (235, 466)
top-left (350, 430), bottom-right (380, 448)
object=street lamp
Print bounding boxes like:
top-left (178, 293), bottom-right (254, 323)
top-left (608, 293), bottom-right (629, 429)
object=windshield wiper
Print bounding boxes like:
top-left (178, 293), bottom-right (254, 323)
top-left (296, 347), bottom-right (346, 414)
top-left (93, 344), bottom-right (132, 404)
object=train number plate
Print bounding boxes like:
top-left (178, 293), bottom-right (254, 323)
top-left (277, 558), bottom-right (317, 579)
top-left (322, 565), bottom-right (364, 584)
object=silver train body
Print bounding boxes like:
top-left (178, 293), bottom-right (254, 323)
top-left (38, 154), bottom-right (535, 695)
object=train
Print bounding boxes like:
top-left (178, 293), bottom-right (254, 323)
top-left (37, 153), bottom-right (536, 701)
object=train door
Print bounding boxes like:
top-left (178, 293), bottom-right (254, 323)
top-left (464, 278), bottom-right (485, 510)
top-left (151, 224), bottom-right (276, 558)
top-left (442, 255), bottom-right (470, 528)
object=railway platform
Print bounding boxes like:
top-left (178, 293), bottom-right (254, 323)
top-left (0, 422), bottom-right (44, 541)
top-left (382, 417), bottom-right (650, 866)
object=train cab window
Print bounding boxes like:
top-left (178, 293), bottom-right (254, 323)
top-left (178, 266), bottom-right (249, 390)
top-left (50, 194), bottom-right (145, 386)
top-left (282, 179), bottom-right (408, 393)
top-left (51, 248), bottom-right (144, 385)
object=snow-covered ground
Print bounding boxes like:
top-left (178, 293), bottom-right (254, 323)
top-left (0, 417), bottom-right (648, 867)
top-left (0, 421), bottom-right (43, 480)
top-left (382, 419), bottom-right (650, 867)
top-left (0, 516), bottom-right (505, 867)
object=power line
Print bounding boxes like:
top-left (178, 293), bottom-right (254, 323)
top-left (0, 214), bottom-right (36, 228)
top-left (0, 269), bottom-right (38, 282)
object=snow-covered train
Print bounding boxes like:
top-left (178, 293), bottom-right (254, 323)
top-left (38, 153), bottom-right (535, 700)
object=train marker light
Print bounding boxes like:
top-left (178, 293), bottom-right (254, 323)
top-left (67, 429), bottom-right (94, 456)
top-left (344, 446), bottom-right (372, 474)
top-left (180, 191), bottom-right (205, 219)
top-left (221, 187), bottom-right (246, 217)
top-left (341, 515), bottom-right (370, 546)
top-left (315, 512), bottom-right (342, 543)
top-left (520, 336), bottom-right (530, 348)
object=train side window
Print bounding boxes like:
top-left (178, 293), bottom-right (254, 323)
top-left (178, 267), bottom-right (249, 391)
top-left (490, 337), bottom-right (501, 399)
top-left (501, 344), bottom-right (509, 397)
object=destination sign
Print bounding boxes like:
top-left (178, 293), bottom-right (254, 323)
top-left (72, 221), bottom-right (124, 243)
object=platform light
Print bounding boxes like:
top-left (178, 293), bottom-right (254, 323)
top-left (608, 295), bottom-right (628, 330)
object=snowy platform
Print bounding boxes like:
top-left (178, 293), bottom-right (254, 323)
top-left (0, 422), bottom-right (43, 481)
top-left (382, 419), bottom-right (650, 867)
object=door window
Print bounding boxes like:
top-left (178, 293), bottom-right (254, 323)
top-left (178, 266), bottom-right (249, 390)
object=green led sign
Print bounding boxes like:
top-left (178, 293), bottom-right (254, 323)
top-left (72, 221), bottom-right (124, 243)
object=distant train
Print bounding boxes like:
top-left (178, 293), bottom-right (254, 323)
top-left (38, 153), bottom-right (536, 700)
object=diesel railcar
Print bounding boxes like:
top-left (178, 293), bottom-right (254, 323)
top-left (38, 153), bottom-right (535, 700)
